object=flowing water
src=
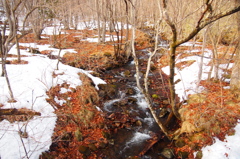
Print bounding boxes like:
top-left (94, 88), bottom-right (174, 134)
top-left (100, 49), bottom-right (172, 158)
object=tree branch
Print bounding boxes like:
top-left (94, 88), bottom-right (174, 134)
top-left (176, 5), bottom-right (240, 47)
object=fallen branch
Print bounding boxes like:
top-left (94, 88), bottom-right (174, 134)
top-left (0, 108), bottom-right (41, 123)
top-left (139, 133), bottom-right (160, 156)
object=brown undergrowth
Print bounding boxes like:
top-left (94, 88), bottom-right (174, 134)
top-left (43, 73), bottom-right (109, 158)
top-left (174, 80), bottom-right (240, 158)
top-left (16, 28), bottom-right (153, 158)
top-left (157, 41), bottom-right (239, 158)
top-left (17, 28), bottom-right (240, 158)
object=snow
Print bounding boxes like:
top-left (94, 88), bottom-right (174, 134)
top-left (0, 22), bottom-right (239, 158)
top-left (162, 44), bottom-right (227, 101)
top-left (0, 36), bottom-right (105, 158)
top-left (162, 41), bottom-right (240, 159)
top-left (82, 35), bottom-right (122, 43)
top-left (18, 43), bottom-right (77, 57)
top-left (201, 120), bottom-right (240, 159)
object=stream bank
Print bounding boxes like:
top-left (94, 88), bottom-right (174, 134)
top-left (97, 49), bottom-right (178, 158)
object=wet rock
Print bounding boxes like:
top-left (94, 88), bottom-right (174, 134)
top-left (88, 143), bottom-right (97, 151)
top-left (98, 142), bottom-right (107, 149)
top-left (160, 148), bottom-right (174, 159)
top-left (102, 131), bottom-right (111, 139)
top-left (175, 138), bottom-right (186, 148)
top-left (123, 70), bottom-right (132, 77)
top-left (126, 87), bottom-right (136, 95)
top-left (159, 108), bottom-right (169, 118)
top-left (178, 151), bottom-right (189, 159)
top-left (78, 145), bottom-right (91, 156)
top-left (108, 139), bottom-right (114, 145)
top-left (135, 120), bottom-right (142, 126)
top-left (127, 97), bottom-right (137, 104)
top-left (98, 84), bottom-right (118, 99)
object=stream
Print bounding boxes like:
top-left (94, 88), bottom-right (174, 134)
top-left (99, 48), bottom-right (173, 158)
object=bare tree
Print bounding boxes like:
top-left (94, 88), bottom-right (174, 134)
top-left (24, 0), bottom-right (54, 40)
top-left (0, 0), bottom-right (35, 102)
top-left (0, 0), bottom-right (25, 102)
top-left (159, 0), bottom-right (240, 121)
top-left (230, 0), bottom-right (240, 89)
top-left (129, 0), bottom-right (170, 138)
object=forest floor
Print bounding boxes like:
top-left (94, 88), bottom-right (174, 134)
top-left (13, 28), bottom-right (240, 158)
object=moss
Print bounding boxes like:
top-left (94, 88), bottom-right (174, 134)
top-left (175, 138), bottom-right (186, 148)
top-left (152, 94), bottom-right (159, 99)
top-left (104, 52), bottom-right (112, 57)
top-left (187, 93), bottom-right (206, 104)
top-left (123, 70), bottom-right (131, 77)
top-left (78, 145), bottom-right (91, 156)
top-left (75, 129), bottom-right (83, 141)
top-left (195, 151), bottom-right (203, 159)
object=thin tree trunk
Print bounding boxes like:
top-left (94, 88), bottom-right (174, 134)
top-left (169, 44), bottom-right (181, 119)
top-left (197, 27), bottom-right (208, 87)
top-left (131, 1), bottom-right (170, 138)
top-left (96, 0), bottom-right (102, 43)
top-left (230, 0), bottom-right (240, 89)
top-left (56, 48), bottom-right (62, 70)
top-left (3, 60), bottom-right (15, 102)
top-left (15, 36), bottom-right (21, 62)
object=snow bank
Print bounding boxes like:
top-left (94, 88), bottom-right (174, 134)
top-left (0, 42), bottom-right (105, 158)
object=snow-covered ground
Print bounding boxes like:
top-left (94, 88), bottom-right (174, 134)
top-left (162, 42), bottom-right (240, 159)
top-left (0, 26), bottom-right (105, 159)
top-left (162, 42), bottom-right (233, 101)
top-left (0, 24), bottom-right (239, 158)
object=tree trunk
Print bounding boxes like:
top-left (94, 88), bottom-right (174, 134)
top-left (15, 36), bottom-right (21, 62)
top-left (230, 0), bottom-right (240, 89)
top-left (130, 1), bottom-right (170, 139)
top-left (33, 28), bottom-right (43, 40)
top-left (169, 44), bottom-right (181, 119)
top-left (3, 61), bottom-right (15, 102)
